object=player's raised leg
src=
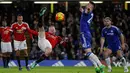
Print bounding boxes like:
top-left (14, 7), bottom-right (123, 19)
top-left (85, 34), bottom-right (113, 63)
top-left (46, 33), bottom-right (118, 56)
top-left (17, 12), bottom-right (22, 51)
top-left (31, 7), bottom-right (51, 69)
top-left (30, 27), bottom-right (52, 69)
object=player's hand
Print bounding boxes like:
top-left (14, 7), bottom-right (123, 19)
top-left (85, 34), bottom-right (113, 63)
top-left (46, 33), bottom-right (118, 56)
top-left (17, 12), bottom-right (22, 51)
top-left (60, 41), bottom-right (64, 44)
top-left (121, 43), bottom-right (125, 51)
top-left (80, 7), bottom-right (83, 13)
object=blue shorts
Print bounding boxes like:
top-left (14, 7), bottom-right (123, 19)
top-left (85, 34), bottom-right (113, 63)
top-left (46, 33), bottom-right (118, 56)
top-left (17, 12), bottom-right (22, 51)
top-left (80, 33), bottom-right (92, 49)
top-left (107, 43), bottom-right (121, 53)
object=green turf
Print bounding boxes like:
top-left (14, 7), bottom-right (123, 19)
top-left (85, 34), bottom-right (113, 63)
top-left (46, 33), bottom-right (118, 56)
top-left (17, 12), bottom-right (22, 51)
top-left (0, 67), bottom-right (129, 73)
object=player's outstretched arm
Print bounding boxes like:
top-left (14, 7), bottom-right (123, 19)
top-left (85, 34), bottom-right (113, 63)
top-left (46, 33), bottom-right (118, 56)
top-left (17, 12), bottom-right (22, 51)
top-left (27, 28), bottom-right (38, 36)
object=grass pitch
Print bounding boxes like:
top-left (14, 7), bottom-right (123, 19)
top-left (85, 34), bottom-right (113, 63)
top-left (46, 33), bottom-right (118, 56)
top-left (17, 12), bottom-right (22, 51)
top-left (0, 67), bottom-right (129, 73)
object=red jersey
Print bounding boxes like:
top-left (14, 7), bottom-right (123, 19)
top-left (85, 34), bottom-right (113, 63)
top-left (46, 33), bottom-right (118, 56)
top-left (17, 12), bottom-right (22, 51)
top-left (11, 22), bottom-right (32, 41)
top-left (0, 27), bottom-right (12, 42)
top-left (45, 32), bottom-right (62, 48)
top-left (27, 29), bottom-right (62, 48)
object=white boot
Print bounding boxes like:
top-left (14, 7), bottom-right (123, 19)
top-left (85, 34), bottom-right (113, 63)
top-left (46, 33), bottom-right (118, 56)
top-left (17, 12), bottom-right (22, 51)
top-left (124, 66), bottom-right (129, 72)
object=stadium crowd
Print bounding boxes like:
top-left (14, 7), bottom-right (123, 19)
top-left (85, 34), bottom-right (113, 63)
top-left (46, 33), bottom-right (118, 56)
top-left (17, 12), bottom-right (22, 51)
top-left (0, 2), bottom-right (130, 61)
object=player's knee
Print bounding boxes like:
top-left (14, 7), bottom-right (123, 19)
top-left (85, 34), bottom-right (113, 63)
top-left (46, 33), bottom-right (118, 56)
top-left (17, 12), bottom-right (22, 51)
top-left (16, 54), bottom-right (20, 56)
top-left (45, 48), bottom-right (52, 56)
top-left (24, 53), bottom-right (28, 57)
top-left (2, 53), bottom-right (6, 57)
top-left (45, 51), bottom-right (51, 57)
top-left (15, 51), bottom-right (20, 56)
top-left (7, 55), bottom-right (10, 57)
top-left (24, 50), bottom-right (28, 57)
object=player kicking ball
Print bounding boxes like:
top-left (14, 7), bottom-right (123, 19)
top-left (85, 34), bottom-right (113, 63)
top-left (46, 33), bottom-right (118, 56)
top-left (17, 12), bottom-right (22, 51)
top-left (28, 7), bottom-right (62, 69)
top-left (30, 26), bottom-right (52, 69)
top-left (100, 17), bottom-right (129, 72)
top-left (80, 1), bottom-right (104, 73)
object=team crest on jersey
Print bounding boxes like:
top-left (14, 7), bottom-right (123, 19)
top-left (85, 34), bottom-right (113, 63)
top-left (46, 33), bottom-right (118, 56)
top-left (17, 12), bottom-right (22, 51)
top-left (16, 27), bottom-right (18, 29)
top-left (4, 30), bottom-right (9, 34)
top-left (17, 29), bottom-right (23, 33)
top-left (111, 30), bottom-right (113, 33)
top-left (105, 31), bottom-right (107, 33)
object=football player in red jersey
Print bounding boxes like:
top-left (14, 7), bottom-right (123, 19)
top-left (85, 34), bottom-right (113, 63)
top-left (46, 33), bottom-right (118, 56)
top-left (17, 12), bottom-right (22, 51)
top-left (0, 20), bottom-right (12, 68)
top-left (11, 15), bottom-right (32, 71)
top-left (26, 8), bottom-right (63, 68)
top-left (28, 25), bottom-right (62, 69)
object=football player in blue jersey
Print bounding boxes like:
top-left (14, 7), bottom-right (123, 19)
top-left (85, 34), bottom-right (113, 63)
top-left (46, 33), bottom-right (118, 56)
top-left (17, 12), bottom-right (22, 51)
top-left (100, 17), bottom-right (129, 72)
top-left (80, 1), bottom-right (104, 73)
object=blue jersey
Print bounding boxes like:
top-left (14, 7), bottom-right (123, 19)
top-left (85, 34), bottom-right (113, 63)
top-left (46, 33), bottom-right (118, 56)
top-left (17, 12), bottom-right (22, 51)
top-left (80, 10), bottom-right (94, 35)
top-left (101, 25), bottom-right (122, 47)
top-left (80, 10), bottom-right (94, 49)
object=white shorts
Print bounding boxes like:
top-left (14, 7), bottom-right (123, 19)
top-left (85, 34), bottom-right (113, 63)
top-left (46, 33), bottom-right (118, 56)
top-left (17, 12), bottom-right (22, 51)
top-left (14, 40), bottom-right (27, 51)
top-left (1, 42), bottom-right (12, 53)
top-left (38, 38), bottom-right (52, 52)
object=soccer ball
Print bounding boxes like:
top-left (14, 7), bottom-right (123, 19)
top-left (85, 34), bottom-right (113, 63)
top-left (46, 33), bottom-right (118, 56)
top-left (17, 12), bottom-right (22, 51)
top-left (55, 12), bottom-right (65, 21)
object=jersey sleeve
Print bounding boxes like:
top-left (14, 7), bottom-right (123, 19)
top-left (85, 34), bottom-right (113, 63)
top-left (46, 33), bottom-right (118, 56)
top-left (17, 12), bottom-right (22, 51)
top-left (57, 36), bottom-right (62, 43)
top-left (27, 28), bottom-right (38, 36)
top-left (24, 22), bottom-right (30, 29)
top-left (11, 23), bottom-right (15, 30)
top-left (115, 27), bottom-right (122, 36)
top-left (25, 23), bottom-right (34, 39)
top-left (9, 27), bottom-right (13, 32)
top-left (101, 29), bottom-right (105, 37)
top-left (45, 32), bottom-right (49, 37)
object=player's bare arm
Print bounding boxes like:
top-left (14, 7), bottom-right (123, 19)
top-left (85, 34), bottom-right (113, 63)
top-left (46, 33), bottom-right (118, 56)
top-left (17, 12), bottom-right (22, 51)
top-left (80, 7), bottom-right (84, 13)
top-left (120, 33), bottom-right (125, 50)
top-left (100, 37), bottom-right (105, 54)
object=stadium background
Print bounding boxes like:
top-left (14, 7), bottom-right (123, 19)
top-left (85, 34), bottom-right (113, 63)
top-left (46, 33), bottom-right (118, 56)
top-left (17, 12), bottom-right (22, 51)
top-left (0, 0), bottom-right (130, 67)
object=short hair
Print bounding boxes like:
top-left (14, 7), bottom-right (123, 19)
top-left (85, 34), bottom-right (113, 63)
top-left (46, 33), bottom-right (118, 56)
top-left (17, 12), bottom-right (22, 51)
top-left (104, 17), bottom-right (112, 21)
top-left (49, 25), bottom-right (55, 28)
top-left (89, 1), bottom-right (95, 9)
top-left (17, 14), bottom-right (23, 17)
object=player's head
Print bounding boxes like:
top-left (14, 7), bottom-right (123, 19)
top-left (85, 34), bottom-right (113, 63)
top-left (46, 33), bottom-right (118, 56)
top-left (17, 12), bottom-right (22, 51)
top-left (2, 20), bottom-right (7, 27)
top-left (17, 14), bottom-right (23, 24)
top-left (86, 1), bottom-right (95, 11)
top-left (49, 25), bottom-right (56, 35)
top-left (103, 17), bottom-right (112, 27)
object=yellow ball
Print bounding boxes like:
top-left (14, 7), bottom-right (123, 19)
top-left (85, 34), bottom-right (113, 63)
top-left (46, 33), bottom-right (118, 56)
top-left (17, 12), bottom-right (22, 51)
top-left (55, 12), bottom-right (65, 21)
